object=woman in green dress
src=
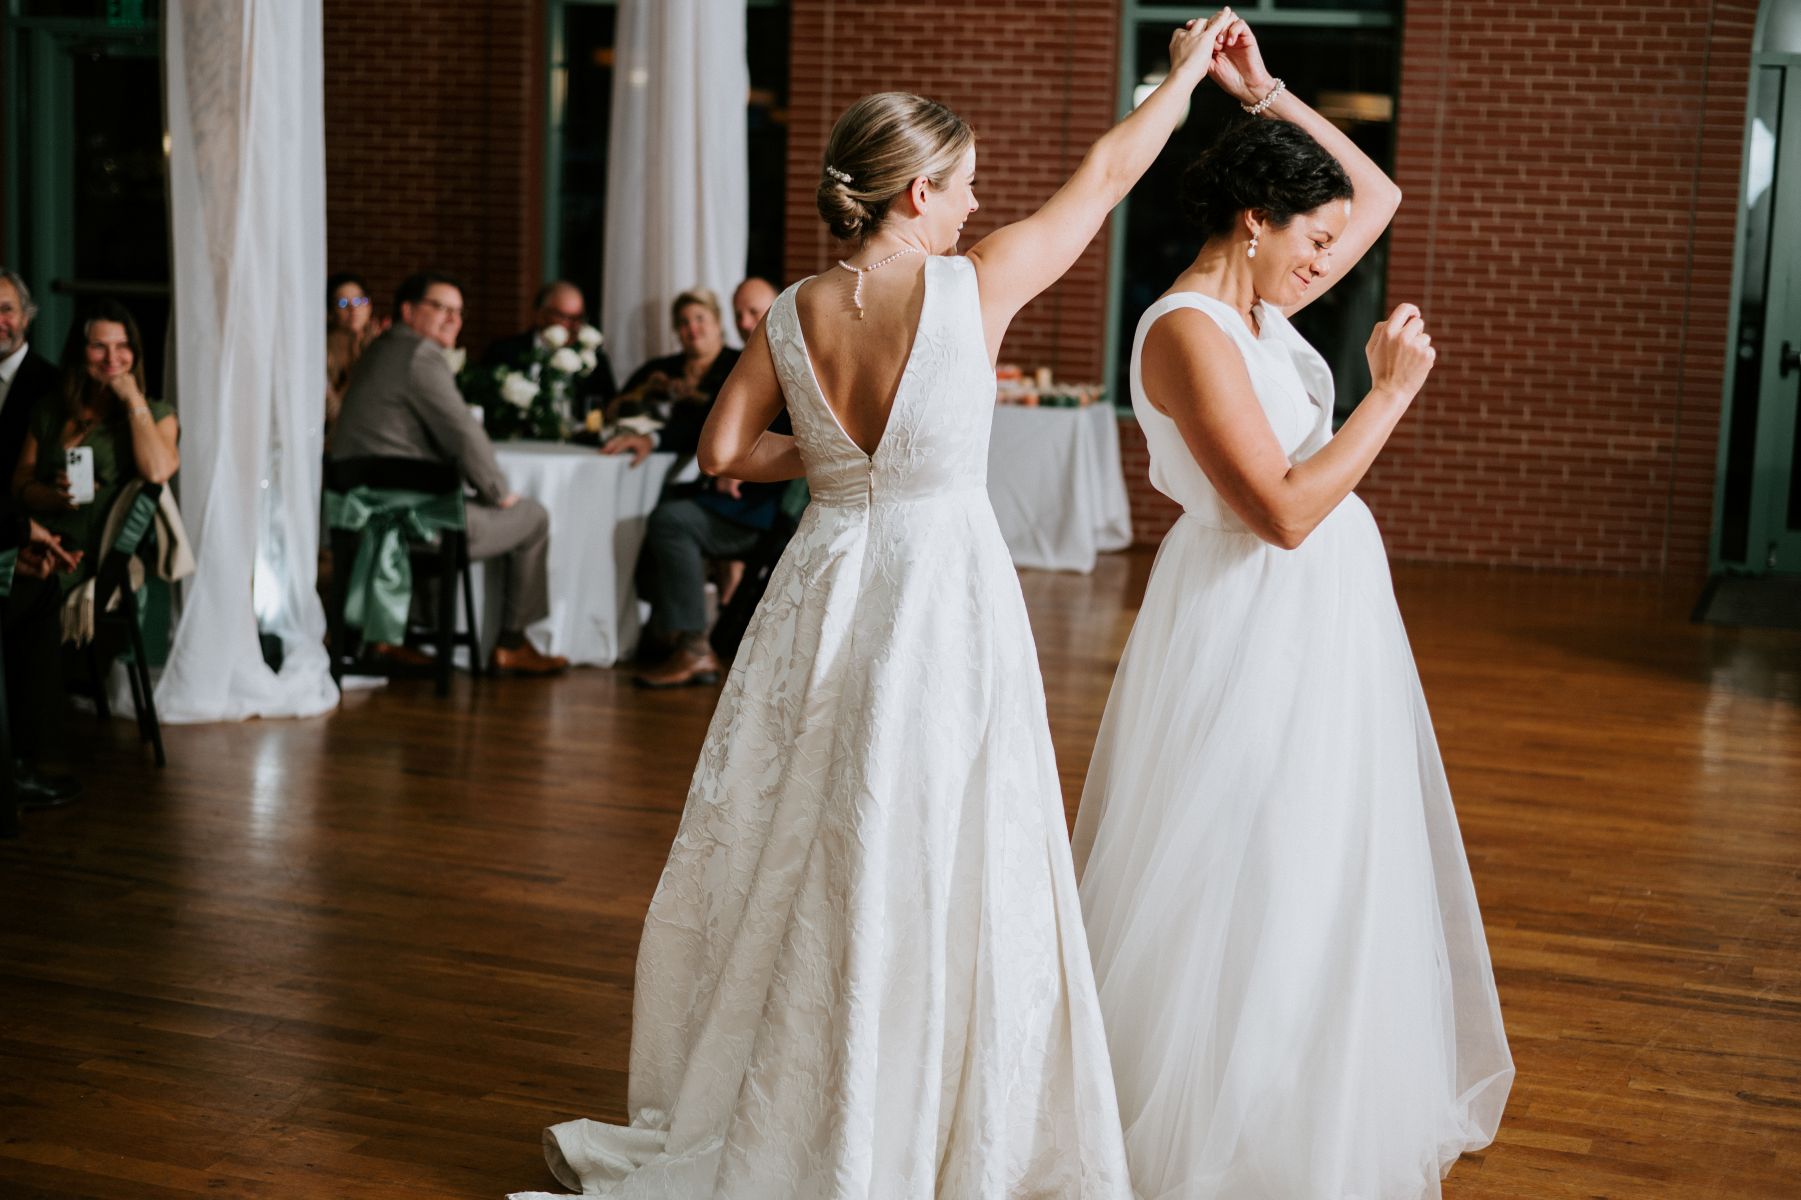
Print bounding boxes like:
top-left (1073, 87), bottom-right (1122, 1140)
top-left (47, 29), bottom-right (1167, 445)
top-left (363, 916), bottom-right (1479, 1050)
top-left (11, 299), bottom-right (179, 590)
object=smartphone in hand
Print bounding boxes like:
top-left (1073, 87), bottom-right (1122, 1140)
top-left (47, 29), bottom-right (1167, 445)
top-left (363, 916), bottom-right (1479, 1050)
top-left (66, 446), bottom-right (96, 506)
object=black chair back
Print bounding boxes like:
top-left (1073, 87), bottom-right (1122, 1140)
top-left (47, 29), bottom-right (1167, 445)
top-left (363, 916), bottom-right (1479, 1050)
top-left (87, 480), bottom-right (167, 766)
top-left (324, 456), bottom-right (462, 496)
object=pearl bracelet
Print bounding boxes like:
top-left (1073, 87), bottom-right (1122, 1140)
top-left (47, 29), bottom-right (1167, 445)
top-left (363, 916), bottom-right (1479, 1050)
top-left (1241, 78), bottom-right (1286, 116)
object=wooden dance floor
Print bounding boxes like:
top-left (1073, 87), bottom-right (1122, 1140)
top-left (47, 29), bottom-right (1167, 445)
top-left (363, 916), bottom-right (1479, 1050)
top-left (2, 554), bottom-right (1798, 1198)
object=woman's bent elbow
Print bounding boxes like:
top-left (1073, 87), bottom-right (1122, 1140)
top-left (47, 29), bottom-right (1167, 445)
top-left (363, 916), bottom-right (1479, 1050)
top-left (1256, 512), bottom-right (1312, 551)
top-left (695, 446), bottom-right (729, 478)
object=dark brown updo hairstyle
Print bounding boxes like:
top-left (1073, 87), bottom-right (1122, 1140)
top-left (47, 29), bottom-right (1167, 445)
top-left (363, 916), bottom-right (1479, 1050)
top-left (1180, 117), bottom-right (1355, 241)
top-left (816, 92), bottom-right (975, 244)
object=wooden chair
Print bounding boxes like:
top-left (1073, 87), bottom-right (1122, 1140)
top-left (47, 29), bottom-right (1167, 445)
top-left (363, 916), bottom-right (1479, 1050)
top-left (88, 482), bottom-right (167, 767)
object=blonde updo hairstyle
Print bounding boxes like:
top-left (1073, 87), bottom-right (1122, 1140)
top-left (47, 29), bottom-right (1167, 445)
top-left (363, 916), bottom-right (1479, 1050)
top-left (817, 92), bottom-right (975, 245)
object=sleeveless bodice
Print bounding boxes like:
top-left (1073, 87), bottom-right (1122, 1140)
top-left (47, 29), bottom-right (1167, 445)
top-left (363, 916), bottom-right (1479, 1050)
top-left (1130, 293), bottom-right (1336, 533)
top-left (767, 255), bottom-right (995, 508)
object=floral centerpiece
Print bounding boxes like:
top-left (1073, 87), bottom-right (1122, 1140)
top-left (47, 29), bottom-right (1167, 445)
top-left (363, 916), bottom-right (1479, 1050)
top-left (455, 322), bottom-right (606, 441)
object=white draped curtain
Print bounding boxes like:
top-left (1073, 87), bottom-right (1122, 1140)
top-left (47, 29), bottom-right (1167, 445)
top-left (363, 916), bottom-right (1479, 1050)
top-left (156, 0), bottom-right (338, 723)
top-left (602, 0), bottom-right (750, 368)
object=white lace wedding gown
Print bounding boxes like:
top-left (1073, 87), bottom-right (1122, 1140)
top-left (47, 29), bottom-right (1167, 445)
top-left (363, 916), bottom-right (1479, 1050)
top-left (513, 255), bottom-right (1130, 1200)
top-left (1072, 293), bottom-right (1514, 1200)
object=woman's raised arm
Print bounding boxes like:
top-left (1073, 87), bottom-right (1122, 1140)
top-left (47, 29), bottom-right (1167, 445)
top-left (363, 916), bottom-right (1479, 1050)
top-left (1207, 16), bottom-right (1401, 317)
top-left (965, 9), bottom-right (1233, 359)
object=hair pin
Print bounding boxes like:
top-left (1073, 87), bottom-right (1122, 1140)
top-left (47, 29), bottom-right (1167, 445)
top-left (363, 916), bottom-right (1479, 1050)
top-left (826, 165), bottom-right (853, 184)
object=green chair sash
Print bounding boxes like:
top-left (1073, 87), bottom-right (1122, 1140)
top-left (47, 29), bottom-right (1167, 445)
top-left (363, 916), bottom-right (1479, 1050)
top-left (111, 491), bottom-right (158, 557)
top-left (323, 487), bottom-right (466, 647)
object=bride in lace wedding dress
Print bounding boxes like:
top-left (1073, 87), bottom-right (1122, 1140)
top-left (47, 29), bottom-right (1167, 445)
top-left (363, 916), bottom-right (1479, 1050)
top-left (511, 14), bottom-right (1240, 1200)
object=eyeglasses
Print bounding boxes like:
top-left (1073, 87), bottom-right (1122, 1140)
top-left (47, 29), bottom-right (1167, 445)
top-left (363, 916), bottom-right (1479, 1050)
top-left (334, 295), bottom-right (370, 309)
top-left (417, 298), bottom-right (464, 318)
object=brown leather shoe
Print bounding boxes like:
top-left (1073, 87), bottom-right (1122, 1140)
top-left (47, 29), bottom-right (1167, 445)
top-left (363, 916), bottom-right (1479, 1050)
top-left (369, 641), bottom-right (434, 668)
top-left (634, 645), bottom-right (721, 689)
top-left (490, 642), bottom-right (570, 675)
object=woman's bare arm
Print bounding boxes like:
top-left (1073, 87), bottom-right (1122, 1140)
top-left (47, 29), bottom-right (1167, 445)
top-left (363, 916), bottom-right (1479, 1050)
top-left (697, 318), bottom-right (804, 482)
top-left (1209, 17), bottom-right (1400, 317)
top-left (965, 9), bottom-right (1231, 359)
top-left (1145, 303), bottom-right (1433, 548)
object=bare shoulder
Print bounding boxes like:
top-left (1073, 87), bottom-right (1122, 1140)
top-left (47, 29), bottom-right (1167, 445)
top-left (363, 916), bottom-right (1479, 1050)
top-left (1140, 306), bottom-right (1251, 419)
top-left (1142, 305), bottom-right (1237, 372)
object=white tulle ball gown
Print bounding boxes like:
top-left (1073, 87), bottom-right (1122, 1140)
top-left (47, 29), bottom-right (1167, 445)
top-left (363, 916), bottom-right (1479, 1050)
top-left (512, 256), bottom-right (1131, 1200)
top-left (1072, 291), bottom-right (1514, 1200)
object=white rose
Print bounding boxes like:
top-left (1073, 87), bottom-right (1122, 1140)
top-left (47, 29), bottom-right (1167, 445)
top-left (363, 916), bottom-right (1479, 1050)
top-left (548, 347), bottom-right (583, 375)
top-left (540, 324), bottom-right (570, 349)
top-left (579, 348), bottom-right (599, 374)
top-left (499, 372), bottom-right (541, 409)
top-left (442, 345), bottom-right (467, 373)
top-left (576, 323), bottom-right (604, 350)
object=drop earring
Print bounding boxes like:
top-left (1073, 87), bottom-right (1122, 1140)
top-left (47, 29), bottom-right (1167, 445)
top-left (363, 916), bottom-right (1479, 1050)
top-left (1247, 234), bottom-right (1259, 260)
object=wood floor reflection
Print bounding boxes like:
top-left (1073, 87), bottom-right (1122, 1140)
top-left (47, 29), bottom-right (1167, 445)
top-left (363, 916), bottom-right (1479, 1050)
top-left (2, 553), bottom-right (1798, 1199)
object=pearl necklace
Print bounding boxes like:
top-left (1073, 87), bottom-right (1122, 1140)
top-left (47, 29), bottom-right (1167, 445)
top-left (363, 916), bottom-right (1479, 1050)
top-left (836, 247), bottom-right (922, 319)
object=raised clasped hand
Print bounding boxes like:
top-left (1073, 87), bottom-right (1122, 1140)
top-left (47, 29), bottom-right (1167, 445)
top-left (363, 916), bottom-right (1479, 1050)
top-left (1169, 9), bottom-right (1240, 85)
top-left (1206, 13), bottom-right (1276, 106)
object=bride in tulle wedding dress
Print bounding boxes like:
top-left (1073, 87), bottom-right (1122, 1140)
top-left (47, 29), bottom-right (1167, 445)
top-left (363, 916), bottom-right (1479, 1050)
top-left (1072, 15), bottom-right (1514, 1200)
top-left (512, 13), bottom-right (1245, 1200)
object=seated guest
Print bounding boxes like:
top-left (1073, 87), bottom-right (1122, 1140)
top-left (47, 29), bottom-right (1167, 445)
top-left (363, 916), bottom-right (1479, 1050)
top-left (731, 277), bottom-right (778, 345)
top-left (600, 289), bottom-right (791, 688)
top-left (331, 270), bottom-right (568, 676)
top-left (326, 271), bottom-right (387, 434)
top-left (1, 518), bottom-right (84, 824)
top-left (607, 287), bottom-right (739, 424)
top-left (0, 268), bottom-right (81, 812)
top-left (0, 269), bottom-right (58, 472)
top-left (483, 280), bottom-right (616, 419)
top-left (13, 298), bottom-right (179, 594)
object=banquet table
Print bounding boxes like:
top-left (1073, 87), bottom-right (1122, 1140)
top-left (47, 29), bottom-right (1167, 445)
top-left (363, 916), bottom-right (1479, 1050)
top-left (986, 403), bottom-right (1133, 573)
top-left (467, 442), bottom-right (675, 666)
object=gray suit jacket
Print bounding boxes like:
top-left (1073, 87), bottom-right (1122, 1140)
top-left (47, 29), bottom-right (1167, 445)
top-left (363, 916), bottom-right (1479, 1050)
top-left (330, 325), bottom-right (510, 505)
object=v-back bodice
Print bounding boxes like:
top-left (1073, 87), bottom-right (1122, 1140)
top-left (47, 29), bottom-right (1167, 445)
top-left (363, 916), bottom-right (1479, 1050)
top-left (767, 255), bottom-right (995, 508)
top-left (1130, 292), bottom-right (1336, 533)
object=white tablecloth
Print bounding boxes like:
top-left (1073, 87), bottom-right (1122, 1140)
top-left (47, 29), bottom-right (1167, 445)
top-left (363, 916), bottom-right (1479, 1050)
top-left (469, 442), bottom-right (675, 666)
top-left (987, 404), bottom-right (1133, 573)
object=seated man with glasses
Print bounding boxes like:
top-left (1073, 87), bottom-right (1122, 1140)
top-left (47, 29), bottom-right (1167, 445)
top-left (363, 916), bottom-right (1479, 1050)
top-left (331, 270), bottom-right (567, 676)
top-left (481, 279), bottom-right (616, 421)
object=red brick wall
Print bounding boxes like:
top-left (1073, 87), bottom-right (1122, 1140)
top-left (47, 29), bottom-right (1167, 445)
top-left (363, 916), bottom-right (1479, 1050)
top-left (782, 0), bottom-right (1119, 381)
top-left (1357, 0), bottom-right (1758, 578)
top-left (321, 0), bottom-right (544, 356)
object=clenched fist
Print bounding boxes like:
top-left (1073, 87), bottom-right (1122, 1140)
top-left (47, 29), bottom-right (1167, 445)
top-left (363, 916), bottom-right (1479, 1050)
top-left (1365, 303), bottom-right (1436, 403)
